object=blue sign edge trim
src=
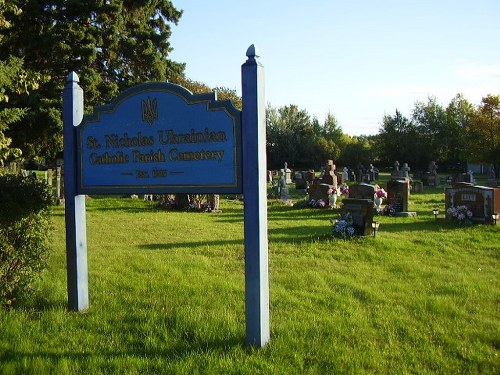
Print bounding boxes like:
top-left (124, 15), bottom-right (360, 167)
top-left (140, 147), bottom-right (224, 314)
top-left (76, 82), bottom-right (242, 195)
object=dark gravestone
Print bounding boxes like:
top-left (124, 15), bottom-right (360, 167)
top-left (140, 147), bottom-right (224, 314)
top-left (295, 171), bottom-right (307, 189)
top-left (321, 160), bottom-right (337, 188)
top-left (386, 179), bottom-right (409, 212)
top-left (341, 198), bottom-right (374, 236)
top-left (308, 183), bottom-right (331, 204)
top-left (349, 183), bottom-right (376, 201)
top-left (304, 170), bottom-right (315, 182)
top-left (445, 183), bottom-right (500, 223)
top-left (335, 171), bottom-right (345, 185)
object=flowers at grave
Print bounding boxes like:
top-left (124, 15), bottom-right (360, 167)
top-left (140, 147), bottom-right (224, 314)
top-left (383, 204), bottom-right (395, 216)
top-left (331, 213), bottom-right (356, 240)
top-left (339, 184), bottom-right (349, 195)
top-left (446, 205), bottom-right (473, 225)
top-left (327, 187), bottom-right (339, 196)
top-left (375, 188), bottom-right (387, 199)
top-left (308, 199), bottom-right (327, 208)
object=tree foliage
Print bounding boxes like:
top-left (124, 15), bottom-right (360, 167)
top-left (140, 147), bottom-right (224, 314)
top-left (465, 95), bottom-right (500, 178)
top-left (377, 95), bottom-right (477, 172)
top-left (1, 0), bottom-right (184, 161)
top-left (266, 104), bottom-right (342, 169)
top-left (0, 3), bottom-right (46, 167)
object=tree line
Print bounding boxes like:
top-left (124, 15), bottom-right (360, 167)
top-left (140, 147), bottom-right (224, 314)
top-left (268, 94), bottom-right (499, 179)
top-left (0, 2), bottom-right (499, 178)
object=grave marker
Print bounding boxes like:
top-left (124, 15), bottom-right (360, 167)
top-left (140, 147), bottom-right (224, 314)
top-left (341, 198), bottom-right (374, 236)
top-left (445, 183), bottom-right (500, 223)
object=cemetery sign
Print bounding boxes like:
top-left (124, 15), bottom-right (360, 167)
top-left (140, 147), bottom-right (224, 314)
top-left (77, 83), bottom-right (242, 194)
top-left (63, 46), bottom-right (269, 348)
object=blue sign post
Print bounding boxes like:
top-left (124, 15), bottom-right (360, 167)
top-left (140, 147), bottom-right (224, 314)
top-left (241, 45), bottom-right (270, 347)
top-left (63, 45), bottom-right (269, 347)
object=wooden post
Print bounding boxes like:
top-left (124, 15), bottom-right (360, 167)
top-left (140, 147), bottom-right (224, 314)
top-left (62, 72), bottom-right (89, 311)
top-left (241, 45), bottom-right (270, 347)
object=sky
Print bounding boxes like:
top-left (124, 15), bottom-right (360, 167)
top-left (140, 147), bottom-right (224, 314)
top-left (169, 0), bottom-right (500, 136)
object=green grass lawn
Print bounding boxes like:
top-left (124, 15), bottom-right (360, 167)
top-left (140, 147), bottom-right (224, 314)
top-left (1, 180), bottom-right (499, 374)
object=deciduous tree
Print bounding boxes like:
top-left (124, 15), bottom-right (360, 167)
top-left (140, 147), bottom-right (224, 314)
top-left (465, 95), bottom-right (500, 178)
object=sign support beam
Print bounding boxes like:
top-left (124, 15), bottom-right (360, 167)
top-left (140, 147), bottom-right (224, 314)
top-left (242, 45), bottom-right (270, 347)
top-left (63, 72), bottom-right (89, 311)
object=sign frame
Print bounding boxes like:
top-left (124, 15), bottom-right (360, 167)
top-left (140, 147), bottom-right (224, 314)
top-left (76, 82), bottom-right (242, 195)
top-left (63, 45), bottom-right (270, 348)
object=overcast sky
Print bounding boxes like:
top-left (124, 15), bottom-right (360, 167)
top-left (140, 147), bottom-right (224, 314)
top-left (170, 0), bottom-right (500, 135)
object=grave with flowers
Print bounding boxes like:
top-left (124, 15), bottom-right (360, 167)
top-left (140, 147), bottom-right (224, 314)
top-left (445, 182), bottom-right (500, 224)
top-left (386, 179), bottom-right (417, 217)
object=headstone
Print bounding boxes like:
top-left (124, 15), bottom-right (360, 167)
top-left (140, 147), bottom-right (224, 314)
top-left (335, 171), bottom-right (344, 185)
top-left (267, 170), bottom-right (273, 183)
top-left (467, 170), bottom-right (475, 184)
top-left (320, 160), bottom-right (338, 188)
top-left (207, 194), bottom-right (221, 212)
top-left (487, 164), bottom-right (497, 186)
top-left (56, 166), bottom-right (64, 205)
top-left (391, 161), bottom-right (400, 179)
top-left (401, 163), bottom-right (410, 178)
top-left (426, 161), bottom-right (439, 187)
top-left (278, 175), bottom-right (290, 200)
top-left (305, 170), bottom-right (315, 181)
top-left (386, 179), bottom-right (416, 216)
top-left (308, 183), bottom-right (331, 205)
top-left (47, 168), bottom-right (53, 187)
top-left (295, 171), bottom-right (307, 189)
top-left (349, 183), bottom-right (376, 201)
top-left (356, 162), bottom-right (365, 183)
top-left (280, 162), bottom-right (292, 184)
top-left (341, 198), bottom-right (375, 236)
top-left (342, 167), bottom-right (349, 181)
top-left (445, 183), bottom-right (500, 223)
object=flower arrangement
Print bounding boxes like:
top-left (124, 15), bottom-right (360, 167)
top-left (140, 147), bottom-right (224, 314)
top-left (383, 204), bottom-right (395, 216)
top-left (446, 205), bottom-right (473, 225)
top-left (331, 213), bottom-right (356, 240)
top-left (308, 199), bottom-right (326, 208)
top-left (339, 184), bottom-right (349, 195)
top-left (327, 187), bottom-right (339, 196)
top-left (375, 188), bottom-right (387, 199)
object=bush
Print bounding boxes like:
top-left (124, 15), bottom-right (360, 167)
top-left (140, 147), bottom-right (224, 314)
top-left (0, 174), bottom-right (52, 307)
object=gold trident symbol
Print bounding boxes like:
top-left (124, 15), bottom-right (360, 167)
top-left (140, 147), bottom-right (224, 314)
top-left (141, 97), bottom-right (158, 125)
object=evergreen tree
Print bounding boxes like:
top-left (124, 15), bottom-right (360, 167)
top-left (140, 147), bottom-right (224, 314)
top-left (1, 0), bottom-right (184, 161)
top-left (0, 3), bottom-right (45, 167)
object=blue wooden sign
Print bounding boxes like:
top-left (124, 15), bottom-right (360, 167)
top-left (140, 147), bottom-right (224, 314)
top-left (64, 45), bottom-right (269, 348)
top-left (77, 83), bottom-right (242, 194)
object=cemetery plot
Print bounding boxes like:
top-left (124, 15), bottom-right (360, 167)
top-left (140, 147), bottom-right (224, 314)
top-left (341, 198), bottom-right (375, 236)
top-left (445, 183), bottom-right (500, 223)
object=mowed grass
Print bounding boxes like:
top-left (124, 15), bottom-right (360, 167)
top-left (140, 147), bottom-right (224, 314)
top-left (0, 181), bottom-right (499, 374)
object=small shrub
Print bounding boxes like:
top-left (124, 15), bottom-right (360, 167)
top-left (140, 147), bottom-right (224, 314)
top-left (0, 174), bottom-right (52, 307)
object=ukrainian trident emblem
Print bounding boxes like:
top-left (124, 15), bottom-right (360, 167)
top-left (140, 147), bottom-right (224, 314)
top-left (141, 97), bottom-right (158, 125)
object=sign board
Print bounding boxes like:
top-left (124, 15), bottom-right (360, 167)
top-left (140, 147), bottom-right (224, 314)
top-left (63, 45), bottom-right (269, 348)
top-left (77, 83), bottom-right (242, 194)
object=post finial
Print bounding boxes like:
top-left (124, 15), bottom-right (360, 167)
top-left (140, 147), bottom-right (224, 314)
top-left (67, 71), bottom-right (80, 83)
top-left (246, 44), bottom-right (260, 60)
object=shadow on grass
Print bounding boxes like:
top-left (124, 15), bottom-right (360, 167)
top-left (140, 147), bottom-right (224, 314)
top-left (376, 219), bottom-right (473, 233)
top-left (0, 335), bottom-right (247, 365)
top-left (138, 239), bottom-right (243, 251)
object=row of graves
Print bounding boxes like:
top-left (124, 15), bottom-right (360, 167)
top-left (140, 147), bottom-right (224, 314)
top-left (285, 159), bottom-right (500, 238)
